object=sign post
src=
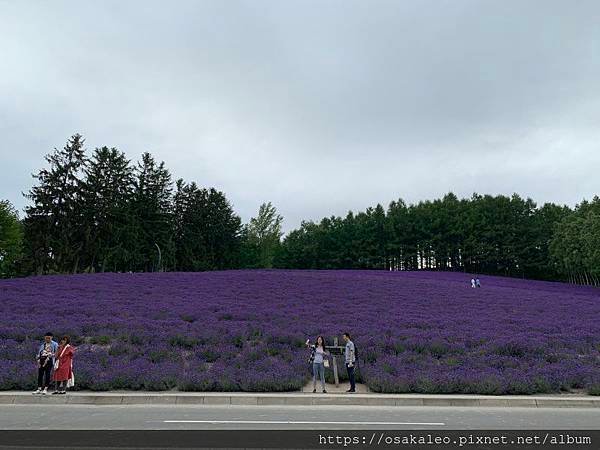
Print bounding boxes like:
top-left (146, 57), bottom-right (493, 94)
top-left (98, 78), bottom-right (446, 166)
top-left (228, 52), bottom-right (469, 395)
top-left (326, 337), bottom-right (345, 388)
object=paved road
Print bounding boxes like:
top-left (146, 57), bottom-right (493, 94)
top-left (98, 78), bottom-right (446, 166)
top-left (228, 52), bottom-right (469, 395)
top-left (1, 404), bottom-right (598, 429)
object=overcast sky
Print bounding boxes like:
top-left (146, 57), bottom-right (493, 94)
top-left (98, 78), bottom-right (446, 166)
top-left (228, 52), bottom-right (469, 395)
top-left (1, 0), bottom-right (599, 232)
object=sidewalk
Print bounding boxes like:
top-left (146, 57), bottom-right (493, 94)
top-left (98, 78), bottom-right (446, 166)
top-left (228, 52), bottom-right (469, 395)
top-left (2, 389), bottom-right (598, 408)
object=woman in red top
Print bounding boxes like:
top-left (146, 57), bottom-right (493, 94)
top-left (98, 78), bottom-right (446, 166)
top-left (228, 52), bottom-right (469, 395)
top-left (52, 336), bottom-right (75, 394)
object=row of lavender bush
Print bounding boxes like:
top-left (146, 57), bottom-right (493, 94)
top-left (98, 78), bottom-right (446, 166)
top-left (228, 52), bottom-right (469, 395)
top-left (1, 270), bottom-right (598, 394)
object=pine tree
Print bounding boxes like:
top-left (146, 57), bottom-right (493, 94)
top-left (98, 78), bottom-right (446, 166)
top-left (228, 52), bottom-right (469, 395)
top-left (130, 152), bottom-right (173, 271)
top-left (81, 147), bottom-right (134, 272)
top-left (550, 197), bottom-right (600, 285)
top-left (0, 200), bottom-right (23, 277)
top-left (23, 134), bottom-right (87, 273)
top-left (172, 181), bottom-right (242, 271)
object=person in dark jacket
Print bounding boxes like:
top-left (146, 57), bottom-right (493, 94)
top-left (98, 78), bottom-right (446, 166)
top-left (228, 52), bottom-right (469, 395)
top-left (33, 332), bottom-right (59, 395)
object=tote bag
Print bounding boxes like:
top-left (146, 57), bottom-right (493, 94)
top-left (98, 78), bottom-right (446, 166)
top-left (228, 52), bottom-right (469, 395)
top-left (53, 344), bottom-right (70, 370)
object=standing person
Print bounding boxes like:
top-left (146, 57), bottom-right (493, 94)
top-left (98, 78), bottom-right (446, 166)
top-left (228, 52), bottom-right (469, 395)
top-left (33, 332), bottom-right (59, 395)
top-left (306, 336), bottom-right (329, 393)
top-left (470, 277), bottom-right (476, 288)
top-left (52, 336), bottom-right (75, 394)
top-left (343, 332), bottom-right (356, 393)
top-left (475, 277), bottom-right (481, 288)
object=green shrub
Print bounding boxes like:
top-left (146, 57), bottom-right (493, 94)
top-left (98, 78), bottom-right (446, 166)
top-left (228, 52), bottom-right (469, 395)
top-left (588, 384), bottom-right (600, 396)
top-left (169, 335), bottom-right (198, 349)
top-left (90, 335), bottom-right (111, 345)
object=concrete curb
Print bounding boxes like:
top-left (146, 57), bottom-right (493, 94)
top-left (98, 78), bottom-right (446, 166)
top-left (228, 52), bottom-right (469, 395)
top-left (1, 392), bottom-right (598, 408)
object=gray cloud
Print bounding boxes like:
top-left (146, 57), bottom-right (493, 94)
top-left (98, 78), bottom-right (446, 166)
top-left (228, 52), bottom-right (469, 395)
top-left (1, 0), bottom-right (599, 232)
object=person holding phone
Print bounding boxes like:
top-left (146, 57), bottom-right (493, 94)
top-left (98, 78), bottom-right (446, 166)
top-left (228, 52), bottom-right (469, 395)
top-left (343, 332), bottom-right (356, 393)
top-left (33, 332), bottom-right (58, 395)
top-left (306, 336), bottom-right (329, 393)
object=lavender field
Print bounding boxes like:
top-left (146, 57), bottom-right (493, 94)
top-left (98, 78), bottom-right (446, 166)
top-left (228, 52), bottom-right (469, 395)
top-left (1, 270), bottom-right (599, 394)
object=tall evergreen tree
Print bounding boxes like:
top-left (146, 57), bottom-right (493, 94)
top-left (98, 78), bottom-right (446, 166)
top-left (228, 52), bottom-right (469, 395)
top-left (386, 199), bottom-right (410, 270)
top-left (0, 200), bottom-right (23, 278)
top-left (274, 220), bottom-right (320, 269)
top-left (131, 152), bottom-right (173, 271)
top-left (550, 197), bottom-right (600, 285)
top-left (23, 134), bottom-right (87, 273)
top-left (172, 181), bottom-right (201, 270)
top-left (204, 188), bottom-right (243, 269)
top-left (173, 181), bottom-right (242, 271)
top-left (80, 147), bottom-right (134, 272)
top-left (355, 204), bottom-right (388, 269)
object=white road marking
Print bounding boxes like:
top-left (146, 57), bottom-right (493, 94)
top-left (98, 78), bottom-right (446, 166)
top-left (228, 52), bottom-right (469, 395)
top-left (164, 420), bottom-right (444, 425)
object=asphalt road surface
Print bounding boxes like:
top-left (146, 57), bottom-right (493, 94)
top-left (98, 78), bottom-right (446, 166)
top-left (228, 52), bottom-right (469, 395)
top-left (0, 404), bottom-right (598, 429)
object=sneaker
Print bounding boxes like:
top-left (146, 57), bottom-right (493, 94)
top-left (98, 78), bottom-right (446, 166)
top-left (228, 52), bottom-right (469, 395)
top-left (346, 389), bottom-right (355, 393)
top-left (41, 388), bottom-right (48, 395)
top-left (322, 390), bottom-right (327, 393)
top-left (32, 388), bottom-right (42, 395)
top-left (51, 391), bottom-right (60, 395)
top-left (59, 391), bottom-right (66, 394)
top-left (312, 389), bottom-right (316, 393)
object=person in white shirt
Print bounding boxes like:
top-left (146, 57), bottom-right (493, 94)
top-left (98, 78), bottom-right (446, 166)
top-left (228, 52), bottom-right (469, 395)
top-left (343, 333), bottom-right (356, 393)
top-left (306, 336), bottom-right (329, 393)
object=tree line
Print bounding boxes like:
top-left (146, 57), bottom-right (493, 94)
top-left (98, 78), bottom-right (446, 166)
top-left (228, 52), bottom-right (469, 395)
top-left (1, 134), bottom-right (599, 285)
top-left (273, 194), bottom-right (600, 285)
top-left (2, 134), bottom-right (256, 276)
top-left (274, 194), bottom-right (562, 279)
